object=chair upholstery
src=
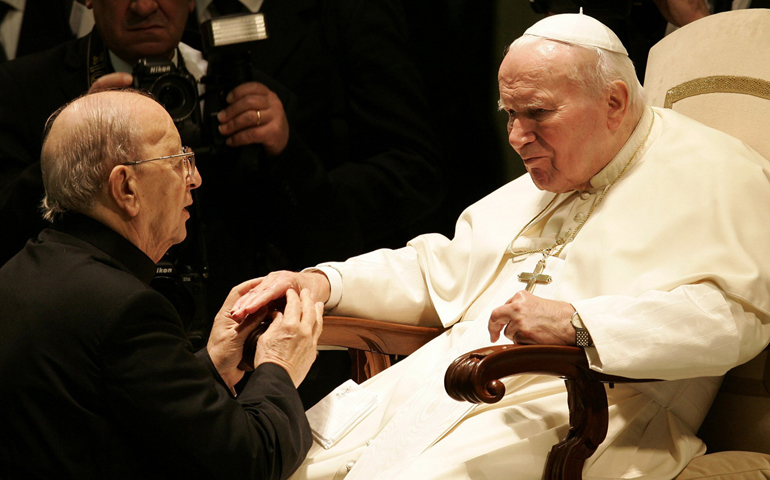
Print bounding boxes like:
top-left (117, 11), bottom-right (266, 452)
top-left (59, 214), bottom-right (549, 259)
top-left (643, 9), bottom-right (770, 160)
top-left (644, 9), bottom-right (770, 477)
top-left (700, 351), bottom-right (770, 454)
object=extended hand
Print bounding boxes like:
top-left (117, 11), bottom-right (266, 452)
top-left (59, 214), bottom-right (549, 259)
top-left (217, 81), bottom-right (289, 156)
top-left (255, 288), bottom-right (324, 387)
top-left (488, 290), bottom-right (576, 345)
top-left (229, 270), bottom-right (331, 322)
top-left (207, 278), bottom-right (269, 390)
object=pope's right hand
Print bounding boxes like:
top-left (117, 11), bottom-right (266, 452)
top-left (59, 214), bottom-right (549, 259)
top-left (229, 270), bottom-right (331, 322)
top-left (89, 72), bottom-right (133, 93)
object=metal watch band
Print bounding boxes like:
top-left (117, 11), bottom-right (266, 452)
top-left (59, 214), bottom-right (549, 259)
top-left (570, 311), bottom-right (593, 347)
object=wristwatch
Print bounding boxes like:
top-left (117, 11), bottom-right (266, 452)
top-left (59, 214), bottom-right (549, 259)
top-left (570, 311), bottom-right (593, 347)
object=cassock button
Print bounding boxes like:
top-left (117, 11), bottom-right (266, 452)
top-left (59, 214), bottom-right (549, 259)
top-left (580, 191), bottom-right (590, 200)
top-left (346, 461), bottom-right (356, 472)
top-left (574, 212), bottom-right (586, 222)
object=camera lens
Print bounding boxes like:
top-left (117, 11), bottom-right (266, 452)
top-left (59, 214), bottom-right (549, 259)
top-left (150, 74), bottom-right (198, 123)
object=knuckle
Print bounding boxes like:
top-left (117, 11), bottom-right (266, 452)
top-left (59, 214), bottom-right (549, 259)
top-left (243, 109), bottom-right (260, 125)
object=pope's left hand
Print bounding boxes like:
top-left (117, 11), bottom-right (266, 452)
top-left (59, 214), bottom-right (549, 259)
top-left (488, 290), bottom-right (576, 345)
top-left (217, 81), bottom-right (289, 156)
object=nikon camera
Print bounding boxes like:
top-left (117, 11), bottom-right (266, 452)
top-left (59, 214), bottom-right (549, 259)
top-left (132, 57), bottom-right (204, 148)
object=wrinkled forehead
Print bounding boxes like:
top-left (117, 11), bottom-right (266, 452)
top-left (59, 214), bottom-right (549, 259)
top-left (501, 37), bottom-right (593, 78)
top-left (500, 42), bottom-right (576, 91)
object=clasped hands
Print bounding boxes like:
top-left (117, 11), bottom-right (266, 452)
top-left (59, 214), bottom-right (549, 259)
top-left (90, 74), bottom-right (289, 156)
top-left (207, 276), bottom-right (324, 392)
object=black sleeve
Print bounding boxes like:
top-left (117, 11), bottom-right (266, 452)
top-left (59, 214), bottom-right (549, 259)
top-left (0, 64), bottom-right (51, 265)
top-left (101, 289), bottom-right (312, 480)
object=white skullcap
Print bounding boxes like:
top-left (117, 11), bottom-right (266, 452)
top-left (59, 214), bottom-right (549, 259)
top-left (523, 12), bottom-right (628, 56)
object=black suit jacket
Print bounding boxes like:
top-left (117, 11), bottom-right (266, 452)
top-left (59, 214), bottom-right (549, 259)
top-left (198, 0), bottom-right (445, 303)
top-left (0, 214), bottom-right (311, 479)
top-left (0, 0), bottom-right (444, 317)
top-left (0, 30), bottom-right (87, 265)
top-left (13, 0), bottom-right (75, 59)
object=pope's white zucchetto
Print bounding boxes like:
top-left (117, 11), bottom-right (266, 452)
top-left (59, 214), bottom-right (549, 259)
top-left (523, 12), bottom-right (628, 56)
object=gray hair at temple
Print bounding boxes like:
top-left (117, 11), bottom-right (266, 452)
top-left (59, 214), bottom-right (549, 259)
top-left (40, 90), bottom-right (146, 222)
top-left (503, 35), bottom-right (646, 116)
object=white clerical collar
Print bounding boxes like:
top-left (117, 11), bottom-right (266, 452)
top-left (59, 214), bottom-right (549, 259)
top-left (195, 0), bottom-right (264, 23)
top-left (590, 106), bottom-right (654, 189)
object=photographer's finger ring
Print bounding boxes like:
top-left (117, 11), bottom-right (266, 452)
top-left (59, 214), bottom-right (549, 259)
top-left (256, 109), bottom-right (262, 126)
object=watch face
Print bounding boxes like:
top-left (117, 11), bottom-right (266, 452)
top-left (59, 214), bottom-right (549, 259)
top-left (571, 311), bottom-right (583, 328)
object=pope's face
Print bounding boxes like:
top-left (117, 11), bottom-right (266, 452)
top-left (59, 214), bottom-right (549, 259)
top-left (498, 42), bottom-right (613, 193)
top-left (133, 98), bottom-right (202, 260)
top-left (87, 0), bottom-right (195, 64)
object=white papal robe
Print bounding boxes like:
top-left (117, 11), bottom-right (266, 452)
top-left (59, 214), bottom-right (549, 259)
top-left (298, 107), bottom-right (770, 480)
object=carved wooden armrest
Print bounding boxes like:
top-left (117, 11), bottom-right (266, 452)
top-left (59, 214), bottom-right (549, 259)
top-left (444, 344), bottom-right (658, 480)
top-left (317, 316), bottom-right (447, 355)
top-left (318, 316), bottom-right (447, 382)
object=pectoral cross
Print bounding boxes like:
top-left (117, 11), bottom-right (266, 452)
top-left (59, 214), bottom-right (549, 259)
top-left (518, 257), bottom-right (552, 293)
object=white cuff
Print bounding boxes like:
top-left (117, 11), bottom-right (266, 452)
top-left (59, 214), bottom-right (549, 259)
top-left (303, 265), bottom-right (343, 311)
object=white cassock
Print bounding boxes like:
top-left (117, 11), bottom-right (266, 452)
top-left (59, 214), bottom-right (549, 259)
top-left (296, 107), bottom-right (770, 480)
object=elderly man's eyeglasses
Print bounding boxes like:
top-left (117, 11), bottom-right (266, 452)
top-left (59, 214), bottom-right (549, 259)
top-left (121, 146), bottom-right (196, 181)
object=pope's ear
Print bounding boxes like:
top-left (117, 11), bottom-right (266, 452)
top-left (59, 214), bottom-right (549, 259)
top-left (606, 80), bottom-right (630, 131)
top-left (107, 165), bottom-right (140, 217)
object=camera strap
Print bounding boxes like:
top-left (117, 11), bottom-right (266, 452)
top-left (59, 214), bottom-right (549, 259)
top-left (85, 29), bottom-right (113, 89)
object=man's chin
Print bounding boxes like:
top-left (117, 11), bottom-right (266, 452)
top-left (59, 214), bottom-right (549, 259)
top-left (171, 227), bottom-right (188, 247)
top-left (119, 36), bottom-right (178, 62)
top-left (527, 169), bottom-right (551, 191)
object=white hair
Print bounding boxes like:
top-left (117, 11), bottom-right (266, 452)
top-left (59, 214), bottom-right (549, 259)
top-left (40, 91), bottom-right (145, 222)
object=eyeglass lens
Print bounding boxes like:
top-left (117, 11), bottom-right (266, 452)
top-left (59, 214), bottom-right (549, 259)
top-left (183, 147), bottom-right (196, 179)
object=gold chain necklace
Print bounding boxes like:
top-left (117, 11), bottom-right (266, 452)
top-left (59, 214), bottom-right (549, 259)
top-left (507, 108), bottom-right (655, 262)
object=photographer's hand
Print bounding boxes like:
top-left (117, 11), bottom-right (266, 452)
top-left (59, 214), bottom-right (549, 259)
top-left (217, 82), bottom-right (289, 156)
top-left (89, 72), bottom-right (133, 92)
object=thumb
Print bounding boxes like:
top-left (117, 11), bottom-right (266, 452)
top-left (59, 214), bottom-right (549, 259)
top-left (90, 72), bottom-right (133, 92)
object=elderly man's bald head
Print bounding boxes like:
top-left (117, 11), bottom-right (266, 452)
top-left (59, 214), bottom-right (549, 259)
top-left (40, 90), bottom-right (161, 221)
